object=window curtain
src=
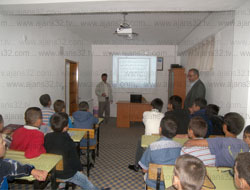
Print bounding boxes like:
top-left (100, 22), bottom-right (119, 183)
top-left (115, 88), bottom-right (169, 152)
top-left (186, 36), bottom-right (215, 71)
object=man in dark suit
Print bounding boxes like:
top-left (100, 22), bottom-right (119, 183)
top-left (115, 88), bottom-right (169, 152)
top-left (184, 68), bottom-right (206, 110)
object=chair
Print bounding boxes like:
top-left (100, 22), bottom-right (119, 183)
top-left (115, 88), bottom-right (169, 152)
top-left (69, 128), bottom-right (97, 177)
top-left (147, 163), bottom-right (165, 190)
top-left (55, 157), bottom-right (76, 189)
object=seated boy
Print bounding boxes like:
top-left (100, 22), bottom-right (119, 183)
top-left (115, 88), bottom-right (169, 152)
top-left (205, 104), bottom-right (224, 135)
top-left (243, 125), bottom-right (250, 148)
top-left (189, 98), bottom-right (213, 137)
top-left (0, 134), bottom-right (48, 189)
top-left (72, 101), bottom-right (98, 147)
top-left (167, 154), bottom-right (206, 190)
top-left (165, 95), bottom-right (190, 134)
top-left (44, 112), bottom-right (101, 190)
top-left (143, 98), bottom-right (165, 135)
top-left (185, 112), bottom-right (249, 167)
top-left (49, 99), bottom-right (73, 128)
top-left (181, 116), bottom-right (215, 166)
top-left (10, 107), bottom-right (46, 158)
top-left (128, 98), bottom-right (164, 172)
top-left (39, 94), bottom-right (54, 126)
top-left (0, 114), bottom-right (12, 148)
top-left (234, 152), bottom-right (250, 190)
top-left (139, 116), bottom-right (181, 190)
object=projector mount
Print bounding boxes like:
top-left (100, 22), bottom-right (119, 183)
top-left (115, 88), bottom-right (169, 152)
top-left (114, 13), bottom-right (138, 39)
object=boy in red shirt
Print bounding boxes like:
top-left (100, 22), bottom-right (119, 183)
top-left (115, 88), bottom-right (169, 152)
top-left (10, 107), bottom-right (46, 158)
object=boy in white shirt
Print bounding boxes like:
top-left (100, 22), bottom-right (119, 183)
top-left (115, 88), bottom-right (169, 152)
top-left (128, 98), bottom-right (164, 172)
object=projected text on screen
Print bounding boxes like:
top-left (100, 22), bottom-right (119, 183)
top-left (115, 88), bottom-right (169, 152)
top-left (113, 56), bottom-right (157, 88)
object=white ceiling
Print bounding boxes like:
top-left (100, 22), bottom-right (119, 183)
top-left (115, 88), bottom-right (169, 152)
top-left (61, 13), bottom-right (211, 45)
top-left (0, 0), bottom-right (247, 45)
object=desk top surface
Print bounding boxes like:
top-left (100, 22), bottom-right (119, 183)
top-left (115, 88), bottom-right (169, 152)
top-left (116, 101), bottom-right (150, 105)
top-left (4, 150), bottom-right (62, 181)
top-left (141, 135), bottom-right (188, 148)
top-left (98, 118), bottom-right (104, 124)
top-left (162, 165), bottom-right (235, 190)
top-left (68, 130), bottom-right (86, 142)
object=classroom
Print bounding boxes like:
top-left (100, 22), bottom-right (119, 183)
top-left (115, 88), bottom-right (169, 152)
top-left (0, 0), bottom-right (250, 189)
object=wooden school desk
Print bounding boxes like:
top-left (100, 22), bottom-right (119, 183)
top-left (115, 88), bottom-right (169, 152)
top-left (4, 150), bottom-right (62, 189)
top-left (141, 135), bottom-right (188, 148)
top-left (116, 101), bottom-right (152, 128)
top-left (68, 129), bottom-right (86, 157)
top-left (162, 165), bottom-right (236, 190)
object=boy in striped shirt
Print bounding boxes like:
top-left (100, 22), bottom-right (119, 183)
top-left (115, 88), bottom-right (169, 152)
top-left (39, 94), bottom-right (54, 126)
top-left (181, 116), bottom-right (215, 166)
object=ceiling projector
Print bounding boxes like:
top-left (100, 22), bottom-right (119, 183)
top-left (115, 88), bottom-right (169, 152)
top-left (116, 26), bottom-right (132, 35)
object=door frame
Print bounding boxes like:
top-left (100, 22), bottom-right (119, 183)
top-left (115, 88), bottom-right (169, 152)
top-left (65, 59), bottom-right (79, 115)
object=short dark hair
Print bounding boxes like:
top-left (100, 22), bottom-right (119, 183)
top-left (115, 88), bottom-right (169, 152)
top-left (0, 114), bottom-right (3, 124)
top-left (53, 100), bottom-right (65, 113)
top-left (39, 94), bottom-right (51, 107)
top-left (101, 73), bottom-right (107, 77)
top-left (50, 112), bottom-right (69, 132)
top-left (189, 68), bottom-right (199, 77)
top-left (168, 95), bottom-right (182, 110)
top-left (235, 152), bottom-right (250, 186)
top-left (188, 116), bottom-right (208, 138)
top-left (25, 107), bottom-right (42, 126)
top-left (160, 116), bottom-right (178, 138)
top-left (174, 154), bottom-right (206, 190)
top-left (223, 112), bottom-right (245, 135)
top-left (193, 98), bottom-right (207, 110)
top-left (244, 125), bottom-right (250, 135)
top-left (79, 101), bottom-right (89, 111)
top-left (206, 104), bottom-right (220, 116)
top-left (151, 98), bottom-right (163, 112)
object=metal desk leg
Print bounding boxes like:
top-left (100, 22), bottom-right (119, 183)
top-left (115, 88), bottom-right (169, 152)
top-left (76, 142), bottom-right (81, 158)
top-left (97, 127), bottom-right (100, 157)
top-left (50, 168), bottom-right (57, 190)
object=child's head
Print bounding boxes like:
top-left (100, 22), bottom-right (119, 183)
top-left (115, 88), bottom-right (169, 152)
top-left (191, 98), bottom-right (207, 113)
top-left (188, 116), bottom-right (207, 139)
top-left (0, 114), bottom-right (3, 132)
top-left (205, 104), bottom-right (220, 116)
top-left (0, 134), bottom-right (6, 158)
top-left (39, 94), bottom-right (52, 107)
top-left (79, 101), bottom-right (89, 111)
top-left (159, 116), bottom-right (177, 139)
top-left (173, 154), bottom-right (206, 190)
top-left (53, 100), bottom-right (66, 113)
top-left (151, 98), bottom-right (163, 112)
top-left (25, 107), bottom-right (42, 127)
top-left (50, 112), bottom-right (69, 132)
top-left (223, 112), bottom-right (245, 136)
top-left (243, 125), bottom-right (250, 148)
top-left (167, 95), bottom-right (182, 111)
top-left (234, 152), bottom-right (250, 189)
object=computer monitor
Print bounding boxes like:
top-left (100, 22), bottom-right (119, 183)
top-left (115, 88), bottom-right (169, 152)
top-left (130, 94), bottom-right (142, 103)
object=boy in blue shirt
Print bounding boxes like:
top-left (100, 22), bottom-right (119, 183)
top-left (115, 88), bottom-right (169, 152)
top-left (185, 112), bottom-right (249, 167)
top-left (73, 101), bottom-right (98, 165)
top-left (44, 100), bottom-right (73, 134)
top-left (139, 116), bottom-right (181, 190)
top-left (72, 101), bottom-right (98, 147)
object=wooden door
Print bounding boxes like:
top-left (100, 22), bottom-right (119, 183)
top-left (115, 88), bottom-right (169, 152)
top-left (65, 60), bottom-right (78, 116)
